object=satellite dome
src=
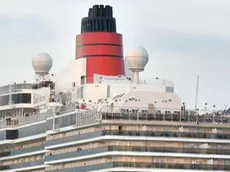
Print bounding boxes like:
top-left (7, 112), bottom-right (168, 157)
top-left (32, 52), bottom-right (53, 76)
top-left (125, 47), bottom-right (149, 72)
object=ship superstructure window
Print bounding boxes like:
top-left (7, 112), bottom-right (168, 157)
top-left (6, 130), bottom-right (18, 139)
top-left (81, 76), bottom-right (85, 85)
top-left (18, 123), bottom-right (45, 138)
top-left (12, 93), bottom-right (31, 104)
top-left (0, 93), bottom-right (31, 106)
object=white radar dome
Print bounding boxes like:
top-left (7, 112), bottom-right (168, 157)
top-left (32, 52), bottom-right (53, 76)
top-left (125, 47), bottom-right (149, 72)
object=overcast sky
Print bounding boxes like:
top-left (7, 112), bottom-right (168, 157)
top-left (0, 0), bottom-right (230, 109)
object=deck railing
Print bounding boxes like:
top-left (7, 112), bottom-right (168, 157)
top-left (99, 105), bottom-right (230, 124)
top-left (0, 83), bottom-right (34, 94)
top-left (0, 104), bottom-right (229, 129)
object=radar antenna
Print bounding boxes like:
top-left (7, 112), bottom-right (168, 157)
top-left (126, 47), bottom-right (149, 84)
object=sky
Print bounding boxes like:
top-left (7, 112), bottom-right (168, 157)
top-left (0, 0), bottom-right (230, 109)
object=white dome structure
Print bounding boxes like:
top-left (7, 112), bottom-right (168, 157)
top-left (125, 47), bottom-right (149, 84)
top-left (126, 47), bottom-right (149, 72)
top-left (32, 52), bottom-right (53, 76)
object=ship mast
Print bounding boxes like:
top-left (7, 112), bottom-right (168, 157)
top-left (195, 75), bottom-right (199, 114)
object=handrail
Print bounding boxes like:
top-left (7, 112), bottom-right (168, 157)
top-left (0, 83), bottom-right (34, 94)
top-left (0, 103), bottom-right (229, 129)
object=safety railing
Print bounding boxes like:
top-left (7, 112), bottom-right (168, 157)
top-left (0, 83), bottom-right (34, 94)
top-left (98, 105), bottom-right (230, 124)
top-left (72, 76), bottom-right (174, 87)
top-left (1, 104), bottom-right (230, 129)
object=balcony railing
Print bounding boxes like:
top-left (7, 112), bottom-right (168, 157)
top-left (46, 145), bottom-right (230, 162)
top-left (101, 112), bottom-right (230, 124)
top-left (1, 103), bottom-right (230, 130)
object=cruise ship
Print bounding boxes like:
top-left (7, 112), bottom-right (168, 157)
top-left (0, 4), bottom-right (230, 172)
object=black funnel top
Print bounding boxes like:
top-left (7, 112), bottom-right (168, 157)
top-left (81, 5), bottom-right (116, 33)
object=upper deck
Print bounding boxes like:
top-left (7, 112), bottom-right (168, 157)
top-left (0, 103), bottom-right (229, 130)
top-left (0, 82), bottom-right (55, 95)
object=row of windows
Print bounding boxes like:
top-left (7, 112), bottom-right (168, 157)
top-left (46, 145), bottom-right (230, 163)
top-left (103, 130), bottom-right (230, 139)
top-left (113, 161), bottom-right (230, 170)
top-left (0, 141), bottom-right (44, 155)
top-left (0, 160), bottom-right (44, 170)
top-left (102, 125), bottom-right (229, 134)
top-left (46, 157), bottom-right (108, 171)
top-left (2, 155), bottom-right (44, 166)
top-left (46, 126), bottom-right (230, 144)
top-left (46, 140), bottom-right (230, 157)
top-left (47, 142), bottom-right (102, 156)
top-left (48, 122), bottom-right (230, 142)
top-left (47, 126), bottom-right (97, 141)
top-left (0, 93), bottom-right (31, 106)
top-left (1, 123), bottom-right (46, 140)
top-left (46, 156), bottom-right (230, 171)
top-left (46, 129), bottom-right (230, 149)
top-left (109, 140), bottom-right (230, 149)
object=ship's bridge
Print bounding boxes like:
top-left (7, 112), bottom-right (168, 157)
top-left (0, 82), bottom-right (54, 110)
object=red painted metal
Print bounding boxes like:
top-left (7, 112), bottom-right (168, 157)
top-left (76, 45), bottom-right (122, 58)
top-left (75, 32), bottom-right (125, 82)
top-left (86, 56), bottom-right (124, 82)
top-left (76, 32), bottom-right (122, 46)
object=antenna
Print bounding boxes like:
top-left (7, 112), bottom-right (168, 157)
top-left (194, 75), bottom-right (199, 113)
top-left (126, 47), bottom-right (149, 84)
